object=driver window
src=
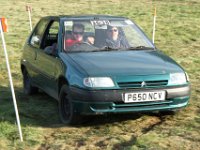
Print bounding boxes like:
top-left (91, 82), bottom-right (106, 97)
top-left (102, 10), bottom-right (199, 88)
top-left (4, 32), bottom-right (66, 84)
top-left (30, 19), bottom-right (48, 48)
top-left (43, 21), bottom-right (59, 56)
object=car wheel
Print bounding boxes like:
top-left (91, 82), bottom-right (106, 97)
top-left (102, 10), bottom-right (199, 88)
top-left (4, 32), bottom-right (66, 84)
top-left (59, 85), bottom-right (81, 125)
top-left (23, 69), bottom-right (38, 95)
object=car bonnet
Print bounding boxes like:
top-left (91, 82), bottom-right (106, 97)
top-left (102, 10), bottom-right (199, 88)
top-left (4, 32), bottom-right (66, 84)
top-left (66, 50), bottom-right (183, 77)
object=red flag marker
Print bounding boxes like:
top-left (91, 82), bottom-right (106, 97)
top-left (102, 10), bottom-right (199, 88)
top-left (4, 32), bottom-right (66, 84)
top-left (26, 5), bottom-right (32, 12)
top-left (0, 17), bottom-right (8, 32)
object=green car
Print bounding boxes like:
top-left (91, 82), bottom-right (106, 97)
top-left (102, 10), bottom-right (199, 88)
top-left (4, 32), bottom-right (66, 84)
top-left (21, 15), bottom-right (190, 124)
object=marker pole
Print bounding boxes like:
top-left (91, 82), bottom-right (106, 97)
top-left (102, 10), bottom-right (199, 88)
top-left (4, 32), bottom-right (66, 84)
top-left (152, 6), bottom-right (156, 44)
top-left (26, 6), bottom-right (32, 31)
top-left (0, 19), bottom-right (23, 142)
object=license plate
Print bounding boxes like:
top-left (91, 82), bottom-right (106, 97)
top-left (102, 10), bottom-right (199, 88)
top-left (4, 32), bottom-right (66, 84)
top-left (123, 91), bottom-right (166, 103)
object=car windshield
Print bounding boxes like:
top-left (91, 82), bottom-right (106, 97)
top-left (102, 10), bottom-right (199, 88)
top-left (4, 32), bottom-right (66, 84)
top-left (63, 18), bottom-right (154, 52)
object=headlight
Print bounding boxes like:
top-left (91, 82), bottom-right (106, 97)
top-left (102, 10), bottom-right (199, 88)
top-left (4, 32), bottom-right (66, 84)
top-left (168, 73), bottom-right (187, 85)
top-left (83, 77), bottom-right (115, 88)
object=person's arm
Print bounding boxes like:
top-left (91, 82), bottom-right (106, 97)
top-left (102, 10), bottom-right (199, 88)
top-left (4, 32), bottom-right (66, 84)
top-left (105, 39), bottom-right (113, 47)
top-left (44, 46), bottom-right (53, 54)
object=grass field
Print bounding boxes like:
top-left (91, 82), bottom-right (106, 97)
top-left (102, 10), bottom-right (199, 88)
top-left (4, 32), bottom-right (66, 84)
top-left (0, 0), bottom-right (200, 149)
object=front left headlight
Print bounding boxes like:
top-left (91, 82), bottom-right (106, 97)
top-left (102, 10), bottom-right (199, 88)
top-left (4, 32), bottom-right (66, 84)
top-left (83, 77), bottom-right (115, 88)
top-left (168, 72), bottom-right (187, 85)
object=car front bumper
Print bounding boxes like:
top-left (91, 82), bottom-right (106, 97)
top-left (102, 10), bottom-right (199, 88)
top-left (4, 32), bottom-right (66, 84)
top-left (69, 85), bottom-right (190, 115)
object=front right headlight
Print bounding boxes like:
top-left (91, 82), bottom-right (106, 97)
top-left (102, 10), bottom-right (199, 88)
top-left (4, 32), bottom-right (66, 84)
top-left (168, 72), bottom-right (187, 85)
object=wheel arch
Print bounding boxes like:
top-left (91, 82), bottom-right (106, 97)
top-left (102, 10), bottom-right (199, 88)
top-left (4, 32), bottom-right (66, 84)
top-left (58, 76), bottom-right (69, 95)
top-left (21, 64), bottom-right (26, 74)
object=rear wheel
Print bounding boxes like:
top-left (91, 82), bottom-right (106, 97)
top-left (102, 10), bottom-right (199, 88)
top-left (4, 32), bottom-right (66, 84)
top-left (58, 85), bottom-right (81, 125)
top-left (23, 69), bottom-right (38, 95)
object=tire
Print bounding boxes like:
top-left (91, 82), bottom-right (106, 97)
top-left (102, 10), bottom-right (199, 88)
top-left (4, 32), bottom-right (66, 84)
top-left (23, 69), bottom-right (38, 95)
top-left (58, 85), bottom-right (81, 125)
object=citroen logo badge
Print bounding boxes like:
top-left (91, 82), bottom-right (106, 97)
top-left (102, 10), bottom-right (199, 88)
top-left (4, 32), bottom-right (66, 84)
top-left (141, 81), bottom-right (146, 87)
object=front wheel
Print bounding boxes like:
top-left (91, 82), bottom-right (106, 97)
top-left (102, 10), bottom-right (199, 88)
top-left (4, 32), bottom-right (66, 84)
top-left (58, 85), bottom-right (81, 125)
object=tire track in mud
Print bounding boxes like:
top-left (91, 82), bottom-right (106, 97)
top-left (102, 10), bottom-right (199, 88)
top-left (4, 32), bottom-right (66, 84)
top-left (141, 114), bottom-right (167, 134)
top-left (112, 113), bottom-right (172, 149)
top-left (37, 113), bottom-right (174, 150)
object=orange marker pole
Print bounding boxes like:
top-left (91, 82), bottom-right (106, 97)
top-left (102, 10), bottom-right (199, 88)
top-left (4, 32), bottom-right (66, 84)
top-left (0, 18), bottom-right (23, 142)
top-left (1, 18), bottom-right (8, 32)
top-left (152, 6), bottom-right (156, 43)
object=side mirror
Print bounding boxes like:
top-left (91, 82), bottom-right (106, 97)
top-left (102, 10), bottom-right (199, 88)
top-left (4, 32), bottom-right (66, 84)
top-left (31, 35), bottom-right (40, 46)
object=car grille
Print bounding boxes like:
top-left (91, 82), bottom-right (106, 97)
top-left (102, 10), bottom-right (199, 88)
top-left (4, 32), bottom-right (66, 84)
top-left (117, 80), bottom-right (168, 88)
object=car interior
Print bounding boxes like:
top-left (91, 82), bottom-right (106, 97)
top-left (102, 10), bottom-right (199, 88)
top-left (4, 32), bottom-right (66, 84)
top-left (41, 20), bottom-right (59, 55)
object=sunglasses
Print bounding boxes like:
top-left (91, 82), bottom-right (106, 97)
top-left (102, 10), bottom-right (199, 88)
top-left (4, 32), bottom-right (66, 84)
top-left (73, 31), bottom-right (84, 35)
top-left (109, 29), bottom-right (118, 32)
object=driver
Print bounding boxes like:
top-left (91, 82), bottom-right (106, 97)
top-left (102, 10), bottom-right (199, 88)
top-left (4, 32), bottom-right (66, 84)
top-left (65, 23), bottom-right (84, 48)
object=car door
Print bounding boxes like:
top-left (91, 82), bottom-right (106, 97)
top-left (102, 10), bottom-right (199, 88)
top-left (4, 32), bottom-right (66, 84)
top-left (34, 19), bottom-right (61, 98)
top-left (27, 18), bottom-right (49, 86)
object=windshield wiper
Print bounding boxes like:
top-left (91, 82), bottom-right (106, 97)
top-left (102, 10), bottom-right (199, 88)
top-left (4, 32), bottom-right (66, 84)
top-left (101, 46), bottom-right (120, 50)
top-left (128, 46), bottom-right (155, 50)
top-left (90, 46), bottom-right (120, 52)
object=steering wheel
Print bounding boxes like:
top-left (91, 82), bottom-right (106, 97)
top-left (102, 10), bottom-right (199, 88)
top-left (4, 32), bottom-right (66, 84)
top-left (76, 41), bottom-right (92, 46)
top-left (70, 42), bottom-right (97, 51)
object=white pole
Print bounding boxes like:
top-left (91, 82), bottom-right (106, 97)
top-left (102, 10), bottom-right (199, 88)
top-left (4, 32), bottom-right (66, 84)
top-left (28, 7), bottom-right (32, 31)
top-left (152, 7), bottom-right (156, 44)
top-left (0, 20), bottom-right (23, 142)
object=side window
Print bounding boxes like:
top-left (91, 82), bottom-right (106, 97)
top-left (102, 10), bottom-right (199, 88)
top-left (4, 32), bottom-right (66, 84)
top-left (42, 21), bottom-right (59, 56)
top-left (30, 19), bottom-right (49, 48)
top-left (42, 21), bottom-right (59, 49)
top-left (49, 21), bottom-right (59, 35)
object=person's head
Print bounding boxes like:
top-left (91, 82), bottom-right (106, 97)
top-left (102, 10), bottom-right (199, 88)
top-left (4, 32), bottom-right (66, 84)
top-left (107, 26), bottom-right (119, 41)
top-left (72, 23), bottom-right (84, 41)
top-left (87, 36), bottom-right (95, 45)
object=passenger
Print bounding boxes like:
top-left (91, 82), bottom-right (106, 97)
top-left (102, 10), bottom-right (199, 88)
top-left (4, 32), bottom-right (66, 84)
top-left (65, 23), bottom-right (84, 48)
top-left (105, 25), bottom-right (128, 49)
top-left (44, 43), bottom-right (57, 55)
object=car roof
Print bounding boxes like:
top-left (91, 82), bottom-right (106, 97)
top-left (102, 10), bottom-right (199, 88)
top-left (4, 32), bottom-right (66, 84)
top-left (41, 15), bottom-right (128, 20)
